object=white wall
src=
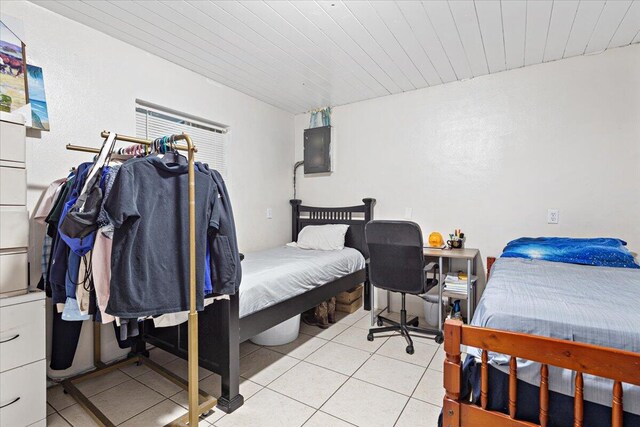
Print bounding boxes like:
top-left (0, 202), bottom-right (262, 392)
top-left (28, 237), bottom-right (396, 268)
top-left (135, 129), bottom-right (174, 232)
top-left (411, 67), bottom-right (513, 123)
top-left (3, 1), bottom-right (294, 377)
top-left (295, 44), bottom-right (640, 315)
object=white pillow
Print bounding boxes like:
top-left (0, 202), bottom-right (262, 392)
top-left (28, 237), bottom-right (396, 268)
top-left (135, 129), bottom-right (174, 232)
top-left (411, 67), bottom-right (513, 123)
top-left (295, 224), bottom-right (350, 251)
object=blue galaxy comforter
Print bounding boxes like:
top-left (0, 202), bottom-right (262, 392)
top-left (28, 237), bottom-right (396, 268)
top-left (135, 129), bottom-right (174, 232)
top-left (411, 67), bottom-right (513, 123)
top-left (501, 237), bottom-right (639, 269)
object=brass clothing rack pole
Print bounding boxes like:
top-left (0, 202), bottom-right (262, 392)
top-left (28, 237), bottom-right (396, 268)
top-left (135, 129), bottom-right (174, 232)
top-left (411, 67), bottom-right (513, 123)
top-left (62, 131), bottom-right (214, 426)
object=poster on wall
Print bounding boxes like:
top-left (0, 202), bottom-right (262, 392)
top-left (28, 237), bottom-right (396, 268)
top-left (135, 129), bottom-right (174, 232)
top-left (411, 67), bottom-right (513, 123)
top-left (26, 64), bottom-right (49, 130)
top-left (0, 20), bottom-right (28, 112)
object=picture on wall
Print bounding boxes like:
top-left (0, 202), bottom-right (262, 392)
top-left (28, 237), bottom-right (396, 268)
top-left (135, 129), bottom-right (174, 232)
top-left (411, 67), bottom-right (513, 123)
top-left (26, 65), bottom-right (49, 130)
top-left (0, 20), bottom-right (28, 112)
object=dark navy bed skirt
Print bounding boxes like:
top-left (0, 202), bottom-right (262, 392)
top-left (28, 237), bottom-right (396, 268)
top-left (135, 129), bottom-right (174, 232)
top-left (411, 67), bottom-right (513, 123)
top-left (440, 356), bottom-right (639, 426)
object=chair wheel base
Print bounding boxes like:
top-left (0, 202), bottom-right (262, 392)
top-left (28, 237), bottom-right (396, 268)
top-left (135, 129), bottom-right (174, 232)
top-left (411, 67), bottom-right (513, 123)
top-left (435, 334), bottom-right (444, 344)
top-left (377, 318), bottom-right (383, 326)
top-left (367, 333), bottom-right (374, 341)
top-left (410, 319), bottom-right (419, 327)
top-left (406, 345), bottom-right (414, 354)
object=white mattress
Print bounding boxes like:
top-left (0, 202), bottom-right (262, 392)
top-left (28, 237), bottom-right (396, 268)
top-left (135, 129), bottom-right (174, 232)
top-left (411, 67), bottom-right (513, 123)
top-left (239, 246), bottom-right (365, 318)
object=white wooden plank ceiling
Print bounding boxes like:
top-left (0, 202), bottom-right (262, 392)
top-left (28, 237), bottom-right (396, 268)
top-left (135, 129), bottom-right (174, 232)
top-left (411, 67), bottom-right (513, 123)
top-left (33, 0), bottom-right (640, 113)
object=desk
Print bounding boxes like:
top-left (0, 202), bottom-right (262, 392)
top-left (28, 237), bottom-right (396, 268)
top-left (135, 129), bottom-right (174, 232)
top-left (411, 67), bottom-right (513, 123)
top-left (423, 247), bottom-right (479, 332)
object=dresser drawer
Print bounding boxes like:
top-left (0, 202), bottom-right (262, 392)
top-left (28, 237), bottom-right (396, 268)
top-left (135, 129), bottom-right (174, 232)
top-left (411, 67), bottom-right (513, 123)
top-left (0, 250), bottom-right (28, 296)
top-left (0, 166), bottom-right (26, 205)
top-left (0, 120), bottom-right (26, 165)
top-left (0, 298), bottom-right (45, 372)
top-left (0, 206), bottom-right (28, 249)
top-left (0, 359), bottom-right (46, 427)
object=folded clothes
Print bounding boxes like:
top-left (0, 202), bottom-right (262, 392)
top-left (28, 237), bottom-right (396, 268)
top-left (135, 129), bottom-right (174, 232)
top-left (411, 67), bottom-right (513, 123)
top-left (61, 297), bottom-right (90, 321)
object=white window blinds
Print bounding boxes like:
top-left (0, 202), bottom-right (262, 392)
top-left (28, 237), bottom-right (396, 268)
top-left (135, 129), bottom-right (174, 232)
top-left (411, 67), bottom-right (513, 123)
top-left (135, 104), bottom-right (227, 176)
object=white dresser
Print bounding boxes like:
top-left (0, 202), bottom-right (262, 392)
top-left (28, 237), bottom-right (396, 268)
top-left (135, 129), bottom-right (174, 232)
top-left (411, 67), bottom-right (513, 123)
top-left (0, 112), bottom-right (29, 297)
top-left (0, 112), bottom-right (47, 427)
top-left (0, 292), bottom-right (46, 427)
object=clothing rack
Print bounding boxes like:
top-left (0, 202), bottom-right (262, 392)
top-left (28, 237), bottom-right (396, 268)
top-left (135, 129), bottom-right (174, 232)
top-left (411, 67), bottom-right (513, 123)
top-left (62, 131), bottom-right (215, 426)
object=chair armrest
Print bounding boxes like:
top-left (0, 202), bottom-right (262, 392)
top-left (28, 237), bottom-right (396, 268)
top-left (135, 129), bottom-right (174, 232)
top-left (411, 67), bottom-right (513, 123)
top-left (424, 262), bottom-right (439, 292)
top-left (424, 261), bottom-right (438, 272)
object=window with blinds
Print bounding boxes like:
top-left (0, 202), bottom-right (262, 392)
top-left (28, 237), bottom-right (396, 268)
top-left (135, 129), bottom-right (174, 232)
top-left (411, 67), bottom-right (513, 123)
top-left (135, 103), bottom-right (228, 176)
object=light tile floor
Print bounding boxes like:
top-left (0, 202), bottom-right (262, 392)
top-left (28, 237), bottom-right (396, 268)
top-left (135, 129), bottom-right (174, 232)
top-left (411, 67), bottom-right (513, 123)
top-left (46, 308), bottom-right (446, 426)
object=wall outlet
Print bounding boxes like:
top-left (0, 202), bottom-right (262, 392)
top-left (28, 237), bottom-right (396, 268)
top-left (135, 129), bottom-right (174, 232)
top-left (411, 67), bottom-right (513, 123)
top-left (404, 207), bottom-right (413, 220)
top-left (547, 209), bottom-right (559, 224)
top-left (266, 208), bottom-right (273, 219)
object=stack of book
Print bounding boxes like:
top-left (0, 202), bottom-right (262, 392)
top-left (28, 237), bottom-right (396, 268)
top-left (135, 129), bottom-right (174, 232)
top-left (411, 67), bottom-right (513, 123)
top-left (443, 274), bottom-right (470, 298)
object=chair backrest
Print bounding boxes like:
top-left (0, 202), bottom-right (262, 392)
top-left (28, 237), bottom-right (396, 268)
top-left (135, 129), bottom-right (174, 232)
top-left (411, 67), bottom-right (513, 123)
top-left (365, 220), bottom-right (426, 294)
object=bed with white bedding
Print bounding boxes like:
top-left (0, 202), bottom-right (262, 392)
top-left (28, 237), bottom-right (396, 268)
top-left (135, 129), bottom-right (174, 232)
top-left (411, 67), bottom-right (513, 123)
top-left (239, 245), bottom-right (365, 318)
top-left (467, 257), bottom-right (640, 419)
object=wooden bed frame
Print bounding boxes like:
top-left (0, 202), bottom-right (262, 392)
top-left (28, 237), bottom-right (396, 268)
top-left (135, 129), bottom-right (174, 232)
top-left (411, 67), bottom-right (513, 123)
top-left (141, 198), bottom-right (375, 413)
top-left (442, 257), bottom-right (640, 426)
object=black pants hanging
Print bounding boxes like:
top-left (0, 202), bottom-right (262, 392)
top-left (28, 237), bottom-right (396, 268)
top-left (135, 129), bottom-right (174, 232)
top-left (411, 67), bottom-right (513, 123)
top-left (50, 311), bottom-right (142, 371)
top-left (50, 310), bottom-right (83, 371)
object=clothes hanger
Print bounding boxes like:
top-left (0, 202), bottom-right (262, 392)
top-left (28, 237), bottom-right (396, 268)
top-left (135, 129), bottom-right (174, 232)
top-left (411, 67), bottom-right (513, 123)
top-left (162, 135), bottom-right (187, 165)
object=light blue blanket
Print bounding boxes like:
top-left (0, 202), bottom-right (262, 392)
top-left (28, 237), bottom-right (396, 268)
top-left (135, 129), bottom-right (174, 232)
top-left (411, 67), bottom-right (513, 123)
top-left (469, 258), bottom-right (640, 413)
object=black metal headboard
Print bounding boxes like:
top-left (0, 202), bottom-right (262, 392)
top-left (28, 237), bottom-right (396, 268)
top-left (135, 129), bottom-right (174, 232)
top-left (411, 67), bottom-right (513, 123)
top-left (290, 198), bottom-right (376, 258)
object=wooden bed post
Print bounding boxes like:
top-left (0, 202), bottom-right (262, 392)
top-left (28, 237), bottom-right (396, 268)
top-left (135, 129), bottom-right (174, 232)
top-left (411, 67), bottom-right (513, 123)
top-left (362, 198), bottom-right (375, 223)
top-left (443, 319), bottom-right (463, 427)
top-left (362, 198), bottom-right (375, 311)
top-left (290, 199), bottom-right (302, 241)
top-left (217, 294), bottom-right (244, 413)
top-left (487, 256), bottom-right (496, 280)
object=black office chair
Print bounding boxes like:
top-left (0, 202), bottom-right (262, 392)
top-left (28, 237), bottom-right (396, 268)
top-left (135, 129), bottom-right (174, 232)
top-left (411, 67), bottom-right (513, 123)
top-left (365, 220), bottom-right (443, 354)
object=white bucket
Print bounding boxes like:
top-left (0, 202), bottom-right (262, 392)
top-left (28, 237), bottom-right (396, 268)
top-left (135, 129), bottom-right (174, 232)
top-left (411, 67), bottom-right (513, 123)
top-left (249, 314), bottom-right (301, 346)
top-left (423, 287), bottom-right (446, 328)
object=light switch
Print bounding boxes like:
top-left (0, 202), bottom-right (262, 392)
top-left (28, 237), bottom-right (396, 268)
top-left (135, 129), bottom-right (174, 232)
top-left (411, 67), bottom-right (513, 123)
top-left (266, 208), bottom-right (273, 219)
top-left (547, 209), bottom-right (559, 224)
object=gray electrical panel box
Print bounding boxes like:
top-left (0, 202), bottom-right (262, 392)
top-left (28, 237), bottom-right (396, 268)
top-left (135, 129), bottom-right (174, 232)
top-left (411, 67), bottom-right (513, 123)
top-left (304, 126), bottom-right (331, 174)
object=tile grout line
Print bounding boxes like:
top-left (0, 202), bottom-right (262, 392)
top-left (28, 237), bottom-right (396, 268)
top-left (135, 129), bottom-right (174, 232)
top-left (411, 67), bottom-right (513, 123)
top-left (300, 409), bottom-right (318, 426)
top-left (358, 351), bottom-right (428, 391)
top-left (268, 336), bottom-right (331, 360)
top-left (374, 336), bottom-right (441, 368)
top-left (56, 413), bottom-right (74, 427)
top-left (264, 387), bottom-right (320, 414)
top-left (302, 341), bottom-right (375, 377)
top-left (392, 396), bottom-right (412, 427)
top-left (48, 370), bottom-right (135, 414)
top-left (316, 319), bottom-right (401, 426)
top-left (262, 358), bottom-right (351, 411)
top-left (174, 377), bottom-right (267, 425)
top-left (109, 377), bottom-right (168, 426)
top-left (250, 315), bottom-right (383, 426)
top-left (410, 368), bottom-right (430, 402)
top-left (239, 346), bottom-right (305, 386)
top-left (316, 409), bottom-right (359, 426)
top-left (302, 324), bottom-right (440, 394)
top-left (115, 398), bottom-right (178, 427)
top-left (56, 352), bottom-right (209, 426)
top-left (321, 319), bottom-right (443, 425)
top-left (356, 324), bottom-right (439, 425)
top-left (393, 356), bottom-right (440, 427)
top-left (324, 326), bottom-right (391, 353)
